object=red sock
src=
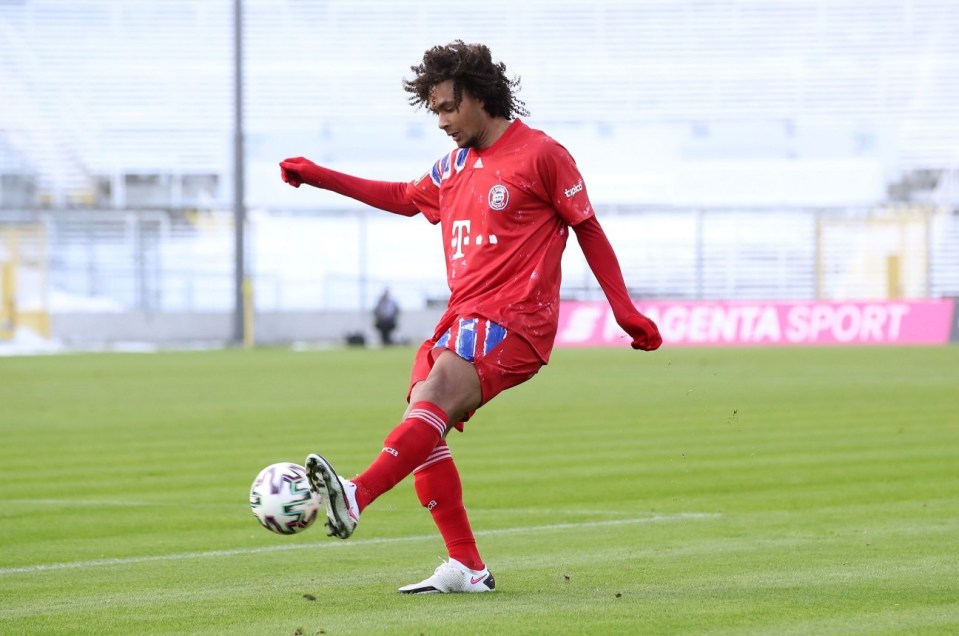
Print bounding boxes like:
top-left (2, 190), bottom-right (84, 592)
top-left (352, 401), bottom-right (447, 511)
top-left (414, 442), bottom-right (484, 571)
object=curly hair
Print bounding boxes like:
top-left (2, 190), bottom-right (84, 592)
top-left (403, 40), bottom-right (529, 119)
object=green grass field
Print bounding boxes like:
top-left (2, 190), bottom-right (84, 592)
top-left (1, 345), bottom-right (958, 635)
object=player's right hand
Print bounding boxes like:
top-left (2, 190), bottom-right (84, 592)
top-left (279, 156), bottom-right (320, 188)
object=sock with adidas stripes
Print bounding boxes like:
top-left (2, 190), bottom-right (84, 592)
top-left (352, 401), bottom-right (447, 512)
top-left (414, 442), bottom-right (484, 571)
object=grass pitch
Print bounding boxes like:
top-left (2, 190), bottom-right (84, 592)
top-left (1, 345), bottom-right (957, 635)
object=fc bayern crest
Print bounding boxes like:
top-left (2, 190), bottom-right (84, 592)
top-left (488, 184), bottom-right (509, 211)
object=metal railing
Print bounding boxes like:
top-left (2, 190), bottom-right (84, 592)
top-left (2, 205), bottom-right (957, 321)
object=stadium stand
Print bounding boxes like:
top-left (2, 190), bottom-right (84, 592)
top-left (0, 0), bottom-right (957, 331)
top-left (1, 0), bottom-right (958, 208)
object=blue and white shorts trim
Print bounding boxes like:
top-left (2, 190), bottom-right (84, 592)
top-left (434, 317), bottom-right (508, 363)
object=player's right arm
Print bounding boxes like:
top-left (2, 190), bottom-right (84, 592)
top-left (279, 156), bottom-right (420, 216)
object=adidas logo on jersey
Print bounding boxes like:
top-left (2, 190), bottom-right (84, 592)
top-left (473, 158), bottom-right (484, 168)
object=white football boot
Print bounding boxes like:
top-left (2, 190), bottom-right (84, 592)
top-left (398, 558), bottom-right (496, 594)
top-left (305, 453), bottom-right (359, 539)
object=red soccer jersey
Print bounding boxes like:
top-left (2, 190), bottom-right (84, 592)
top-left (407, 119), bottom-right (595, 362)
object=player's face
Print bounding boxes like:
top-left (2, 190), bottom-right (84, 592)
top-left (429, 80), bottom-right (493, 149)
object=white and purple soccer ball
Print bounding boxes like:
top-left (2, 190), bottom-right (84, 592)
top-left (249, 462), bottom-right (322, 535)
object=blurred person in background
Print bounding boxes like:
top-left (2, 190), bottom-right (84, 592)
top-left (279, 40), bottom-right (661, 594)
top-left (373, 287), bottom-right (400, 346)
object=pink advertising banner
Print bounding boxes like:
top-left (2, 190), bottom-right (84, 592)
top-left (556, 299), bottom-right (957, 347)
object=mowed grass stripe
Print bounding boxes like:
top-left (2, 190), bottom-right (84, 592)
top-left (0, 512), bottom-right (718, 575)
top-left (1, 346), bottom-right (957, 635)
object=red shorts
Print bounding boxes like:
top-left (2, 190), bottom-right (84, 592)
top-left (408, 314), bottom-right (543, 427)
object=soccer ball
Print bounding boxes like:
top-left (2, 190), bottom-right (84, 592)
top-left (249, 462), bottom-right (322, 535)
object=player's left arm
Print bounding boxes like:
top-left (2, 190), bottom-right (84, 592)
top-left (540, 141), bottom-right (661, 351)
top-left (572, 217), bottom-right (662, 351)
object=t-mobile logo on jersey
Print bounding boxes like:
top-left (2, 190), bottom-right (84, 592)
top-left (450, 219), bottom-right (498, 260)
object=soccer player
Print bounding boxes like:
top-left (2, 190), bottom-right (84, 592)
top-left (279, 41), bottom-right (662, 594)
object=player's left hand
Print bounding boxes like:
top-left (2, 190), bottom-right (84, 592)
top-left (619, 312), bottom-right (662, 351)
